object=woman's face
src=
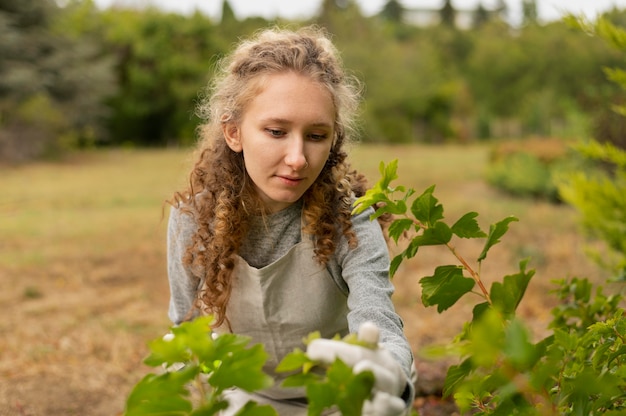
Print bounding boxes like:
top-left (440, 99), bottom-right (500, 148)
top-left (223, 71), bottom-right (335, 213)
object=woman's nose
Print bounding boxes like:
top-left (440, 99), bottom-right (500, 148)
top-left (285, 138), bottom-right (307, 170)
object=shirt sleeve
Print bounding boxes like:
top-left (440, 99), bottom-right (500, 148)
top-left (329, 206), bottom-right (416, 404)
top-left (167, 206), bottom-right (201, 325)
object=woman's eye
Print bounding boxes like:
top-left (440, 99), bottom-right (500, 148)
top-left (309, 133), bottom-right (328, 141)
top-left (265, 128), bottom-right (284, 137)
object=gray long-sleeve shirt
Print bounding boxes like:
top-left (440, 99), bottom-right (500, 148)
top-left (167, 199), bottom-right (415, 402)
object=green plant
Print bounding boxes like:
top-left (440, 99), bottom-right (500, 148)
top-left (125, 159), bottom-right (624, 415)
top-left (125, 316), bottom-right (276, 416)
top-left (354, 160), bottom-right (625, 415)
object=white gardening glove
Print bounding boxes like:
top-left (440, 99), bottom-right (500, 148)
top-left (306, 322), bottom-right (408, 416)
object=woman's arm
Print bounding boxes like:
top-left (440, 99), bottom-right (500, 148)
top-left (167, 206), bottom-right (201, 325)
top-left (330, 206), bottom-right (416, 404)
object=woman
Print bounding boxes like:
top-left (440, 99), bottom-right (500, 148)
top-left (167, 26), bottom-right (415, 415)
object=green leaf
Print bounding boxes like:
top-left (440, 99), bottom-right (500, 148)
top-left (388, 218), bottom-right (414, 244)
top-left (232, 401), bottom-right (278, 416)
top-left (304, 359), bottom-right (374, 416)
top-left (503, 318), bottom-right (538, 371)
top-left (275, 349), bottom-right (311, 373)
top-left (370, 199), bottom-right (407, 220)
top-left (410, 185), bottom-right (444, 226)
top-left (490, 259), bottom-right (535, 318)
top-left (472, 302), bottom-right (490, 322)
top-left (209, 343), bottom-right (274, 392)
top-left (125, 369), bottom-right (197, 416)
top-left (389, 253), bottom-right (404, 277)
top-left (412, 221), bottom-right (452, 246)
top-left (306, 382), bottom-right (338, 415)
top-left (451, 212), bottom-right (487, 238)
top-left (420, 265), bottom-right (475, 312)
top-left (477, 216), bottom-right (518, 262)
top-left (352, 160), bottom-right (403, 216)
top-left (281, 372), bottom-right (321, 388)
top-left (443, 358), bottom-right (472, 398)
top-left (380, 159), bottom-right (400, 191)
top-left (469, 308), bottom-right (505, 367)
top-left (144, 335), bottom-right (191, 368)
top-left (352, 191), bottom-right (384, 215)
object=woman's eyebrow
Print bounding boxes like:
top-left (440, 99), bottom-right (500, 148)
top-left (260, 117), bottom-right (333, 128)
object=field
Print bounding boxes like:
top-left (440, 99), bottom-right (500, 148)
top-left (0, 144), bottom-right (610, 415)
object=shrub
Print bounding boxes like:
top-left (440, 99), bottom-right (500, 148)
top-left (485, 137), bottom-right (583, 202)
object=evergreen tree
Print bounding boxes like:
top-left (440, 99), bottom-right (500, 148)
top-left (380, 0), bottom-right (404, 23)
top-left (220, 0), bottom-right (236, 23)
top-left (522, 0), bottom-right (538, 25)
top-left (473, 2), bottom-right (490, 29)
top-left (440, 0), bottom-right (456, 28)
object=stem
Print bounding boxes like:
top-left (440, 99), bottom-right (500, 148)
top-left (408, 215), bottom-right (492, 303)
top-left (447, 242), bottom-right (492, 304)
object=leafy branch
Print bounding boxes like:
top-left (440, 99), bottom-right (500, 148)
top-left (352, 159), bottom-right (521, 313)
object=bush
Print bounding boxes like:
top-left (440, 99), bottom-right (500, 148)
top-left (485, 137), bottom-right (583, 202)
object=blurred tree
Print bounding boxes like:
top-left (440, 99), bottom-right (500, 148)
top-left (221, 0), bottom-right (236, 23)
top-left (464, 18), bottom-right (616, 138)
top-left (101, 8), bottom-right (219, 146)
top-left (0, 0), bottom-right (114, 161)
top-left (495, 0), bottom-right (508, 22)
top-left (472, 2), bottom-right (490, 29)
top-left (522, 0), bottom-right (537, 26)
top-left (440, 0), bottom-right (455, 28)
top-left (379, 0), bottom-right (404, 23)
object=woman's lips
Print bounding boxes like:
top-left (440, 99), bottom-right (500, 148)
top-left (276, 175), bottom-right (304, 186)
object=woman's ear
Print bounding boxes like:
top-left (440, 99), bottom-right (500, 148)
top-left (223, 122), bottom-right (242, 152)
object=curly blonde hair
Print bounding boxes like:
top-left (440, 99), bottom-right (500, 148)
top-left (172, 26), bottom-right (373, 328)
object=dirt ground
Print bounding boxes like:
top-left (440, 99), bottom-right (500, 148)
top-left (0, 149), bottom-right (611, 416)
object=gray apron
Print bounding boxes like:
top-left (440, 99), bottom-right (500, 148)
top-left (212, 228), bottom-right (348, 415)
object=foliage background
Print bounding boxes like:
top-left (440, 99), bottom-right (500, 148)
top-left (2, 0), bottom-right (626, 161)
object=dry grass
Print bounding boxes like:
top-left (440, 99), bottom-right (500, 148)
top-left (0, 144), bottom-right (609, 415)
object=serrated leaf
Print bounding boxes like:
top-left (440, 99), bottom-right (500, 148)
top-left (403, 238), bottom-right (420, 259)
top-left (410, 185), bottom-right (444, 226)
top-left (503, 318), bottom-right (538, 371)
top-left (412, 222), bottom-right (452, 246)
top-left (380, 159), bottom-right (400, 190)
top-left (389, 253), bottom-right (404, 277)
top-left (306, 382), bottom-right (338, 415)
top-left (472, 302), bottom-right (490, 322)
top-left (370, 199), bottom-right (407, 220)
top-left (451, 212), bottom-right (487, 239)
top-left (144, 336), bottom-right (191, 367)
top-left (490, 259), bottom-right (535, 317)
top-left (443, 359), bottom-right (472, 398)
top-left (233, 401), bottom-right (278, 416)
top-left (388, 218), bottom-right (414, 244)
top-left (302, 359), bottom-right (374, 416)
top-left (607, 345), bottom-right (626, 366)
top-left (125, 369), bottom-right (196, 416)
top-left (420, 265), bottom-right (475, 312)
top-left (275, 349), bottom-right (311, 373)
top-left (209, 343), bottom-right (273, 392)
top-left (477, 216), bottom-right (518, 262)
top-left (281, 371), bottom-right (321, 388)
top-left (352, 191), bottom-right (383, 215)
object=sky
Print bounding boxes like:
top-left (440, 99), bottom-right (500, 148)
top-left (91, 0), bottom-right (626, 25)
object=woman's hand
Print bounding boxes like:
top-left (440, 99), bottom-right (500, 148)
top-left (306, 322), bottom-right (408, 416)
